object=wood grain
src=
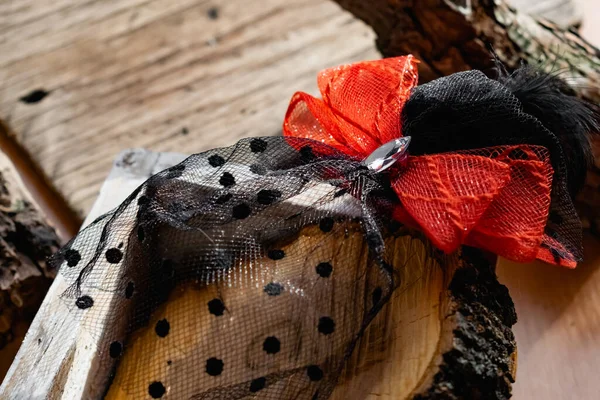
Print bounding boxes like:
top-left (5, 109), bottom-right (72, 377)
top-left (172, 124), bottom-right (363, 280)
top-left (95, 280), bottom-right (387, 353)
top-left (0, 0), bottom-right (378, 218)
top-left (497, 233), bottom-right (600, 400)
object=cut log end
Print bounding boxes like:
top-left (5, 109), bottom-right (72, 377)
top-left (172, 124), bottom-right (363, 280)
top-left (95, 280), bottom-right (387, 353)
top-left (103, 224), bottom-right (516, 399)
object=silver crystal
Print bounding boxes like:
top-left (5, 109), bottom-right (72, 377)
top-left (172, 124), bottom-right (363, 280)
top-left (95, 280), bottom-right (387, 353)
top-left (362, 136), bottom-right (411, 172)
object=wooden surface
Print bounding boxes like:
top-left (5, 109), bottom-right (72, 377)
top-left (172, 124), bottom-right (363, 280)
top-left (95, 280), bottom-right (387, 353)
top-left (0, 0), bottom-right (378, 218)
top-left (1, 0), bottom-right (599, 398)
top-left (497, 236), bottom-right (600, 400)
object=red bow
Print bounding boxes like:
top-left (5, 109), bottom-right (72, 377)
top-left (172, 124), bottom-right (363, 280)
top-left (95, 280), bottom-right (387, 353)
top-left (283, 56), bottom-right (575, 267)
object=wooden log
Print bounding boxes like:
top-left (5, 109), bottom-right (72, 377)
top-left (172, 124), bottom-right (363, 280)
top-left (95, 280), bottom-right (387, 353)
top-left (0, 149), bottom-right (60, 380)
top-left (0, 149), bottom-right (516, 399)
top-left (104, 226), bottom-right (516, 400)
top-left (331, 0), bottom-right (600, 104)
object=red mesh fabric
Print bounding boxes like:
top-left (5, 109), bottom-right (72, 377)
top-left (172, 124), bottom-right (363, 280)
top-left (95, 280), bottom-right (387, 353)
top-left (283, 56), bottom-right (572, 267)
top-left (284, 56), bottom-right (418, 157)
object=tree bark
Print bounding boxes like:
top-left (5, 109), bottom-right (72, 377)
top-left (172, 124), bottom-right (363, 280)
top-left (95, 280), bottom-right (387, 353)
top-left (332, 0), bottom-right (600, 104)
top-left (0, 149), bottom-right (60, 380)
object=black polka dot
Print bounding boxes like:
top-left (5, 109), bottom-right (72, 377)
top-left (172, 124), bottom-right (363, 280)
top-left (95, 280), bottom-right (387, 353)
top-left (318, 317), bottom-right (335, 335)
top-left (300, 145), bottom-right (315, 162)
top-left (105, 248), bottom-right (123, 264)
top-left (372, 287), bottom-right (382, 306)
top-left (333, 189), bottom-right (347, 198)
top-left (250, 164), bottom-right (267, 175)
top-left (268, 249), bottom-right (285, 260)
top-left (257, 189), bottom-right (282, 205)
top-left (250, 377), bottom-right (266, 392)
top-left (64, 249), bottom-right (81, 267)
top-left (167, 360), bottom-right (172, 366)
top-left (155, 319), bottom-right (170, 337)
top-left (307, 365), bottom-right (323, 381)
top-left (263, 282), bottom-right (283, 296)
top-left (232, 203), bottom-right (251, 219)
top-left (219, 172), bottom-right (235, 187)
top-left (75, 295), bottom-right (94, 309)
top-left (208, 154), bottom-right (225, 167)
top-left (137, 225), bottom-right (145, 242)
top-left (20, 89), bottom-right (48, 104)
top-left (250, 138), bottom-right (268, 153)
top-left (263, 336), bottom-right (280, 354)
top-left (215, 192), bottom-right (232, 205)
top-left (208, 298), bottom-right (225, 316)
top-left (206, 357), bottom-right (224, 376)
top-left (319, 217), bottom-right (334, 233)
top-left (166, 164), bottom-right (185, 179)
top-left (109, 341), bottom-right (123, 358)
top-left (125, 281), bottom-right (135, 299)
top-left (315, 262), bottom-right (332, 278)
top-left (148, 381), bottom-right (166, 398)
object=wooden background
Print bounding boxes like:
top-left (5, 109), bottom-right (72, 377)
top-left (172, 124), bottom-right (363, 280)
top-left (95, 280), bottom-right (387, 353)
top-left (0, 0), bottom-right (599, 398)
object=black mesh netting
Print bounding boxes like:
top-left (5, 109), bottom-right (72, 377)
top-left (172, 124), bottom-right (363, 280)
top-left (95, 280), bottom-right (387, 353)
top-left (402, 70), bottom-right (583, 264)
top-left (54, 136), bottom-right (405, 399)
top-left (50, 69), bottom-right (586, 399)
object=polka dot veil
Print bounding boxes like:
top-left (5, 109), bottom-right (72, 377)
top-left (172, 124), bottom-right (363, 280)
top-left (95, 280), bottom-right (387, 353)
top-left (52, 136), bottom-right (404, 399)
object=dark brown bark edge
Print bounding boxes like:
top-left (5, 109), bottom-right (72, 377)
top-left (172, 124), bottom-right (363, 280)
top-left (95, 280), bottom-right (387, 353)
top-left (332, 0), bottom-right (600, 103)
top-left (0, 168), bottom-right (59, 378)
top-left (415, 246), bottom-right (517, 400)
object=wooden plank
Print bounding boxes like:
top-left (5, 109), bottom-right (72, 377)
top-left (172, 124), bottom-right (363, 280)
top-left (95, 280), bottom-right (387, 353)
top-left (0, 149), bottom-right (185, 399)
top-left (496, 236), bottom-right (600, 400)
top-left (0, 0), bottom-right (378, 218)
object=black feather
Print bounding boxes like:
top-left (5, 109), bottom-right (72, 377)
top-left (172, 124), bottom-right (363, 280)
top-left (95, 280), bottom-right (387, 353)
top-left (493, 61), bottom-right (599, 196)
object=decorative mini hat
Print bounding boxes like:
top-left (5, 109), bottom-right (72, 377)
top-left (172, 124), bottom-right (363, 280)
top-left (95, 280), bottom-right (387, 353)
top-left (51, 56), bottom-right (597, 399)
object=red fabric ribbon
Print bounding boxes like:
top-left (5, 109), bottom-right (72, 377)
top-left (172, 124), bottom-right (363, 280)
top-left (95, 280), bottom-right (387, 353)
top-left (283, 56), bottom-right (574, 267)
